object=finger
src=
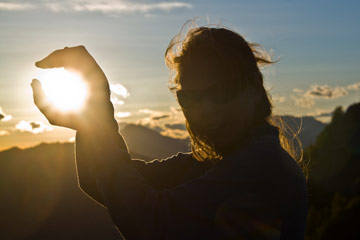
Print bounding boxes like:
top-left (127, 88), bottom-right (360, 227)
top-left (31, 79), bottom-right (77, 128)
top-left (31, 79), bottom-right (49, 110)
top-left (35, 46), bottom-right (97, 72)
top-left (35, 49), bottom-right (65, 69)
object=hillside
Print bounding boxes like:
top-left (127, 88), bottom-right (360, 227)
top-left (0, 143), bottom-right (121, 240)
top-left (305, 103), bottom-right (360, 240)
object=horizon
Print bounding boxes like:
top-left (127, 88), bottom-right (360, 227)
top-left (1, 0), bottom-right (360, 151)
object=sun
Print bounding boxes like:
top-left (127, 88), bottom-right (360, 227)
top-left (36, 68), bottom-right (88, 112)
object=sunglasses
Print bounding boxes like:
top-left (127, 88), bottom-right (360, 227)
top-left (176, 82), bottom-right (239, 109)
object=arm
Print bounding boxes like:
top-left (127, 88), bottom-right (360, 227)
top-left (75, 118), bottom-right (194, 206)
top-left (79, 127), bottom-right (285, 239)
top-left (75, 128), bottom-right (194, 207)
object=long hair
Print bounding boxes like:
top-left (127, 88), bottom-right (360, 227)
top-left (165, 22), bottom-right (304, 172)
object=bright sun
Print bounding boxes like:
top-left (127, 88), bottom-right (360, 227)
top-left (36, 68), bottom-right (88, 112)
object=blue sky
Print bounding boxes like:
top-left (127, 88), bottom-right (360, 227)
top-left (0, 0), bottom-right (359, 150)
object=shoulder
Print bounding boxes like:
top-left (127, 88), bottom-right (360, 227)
top-left (220, 126), bottom-right (306, 194)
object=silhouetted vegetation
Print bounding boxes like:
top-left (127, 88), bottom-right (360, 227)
top-left (305, 103), bottom-right (360, 240)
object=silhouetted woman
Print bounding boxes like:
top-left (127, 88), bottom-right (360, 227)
top-left (31, 25), bottom-right (307, 239)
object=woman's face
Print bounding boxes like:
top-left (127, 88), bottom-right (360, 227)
top-left (178, 55), bottom-right (260, 153)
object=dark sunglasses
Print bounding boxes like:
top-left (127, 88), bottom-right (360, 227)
top-left (176, 83), bottom-right (239, 109)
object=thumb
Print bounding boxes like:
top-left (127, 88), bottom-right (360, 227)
top-left (31, 79), bottom-right (50, 112)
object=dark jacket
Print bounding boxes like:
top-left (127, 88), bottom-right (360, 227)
top-left (75, 123), bottom-right (307, 240)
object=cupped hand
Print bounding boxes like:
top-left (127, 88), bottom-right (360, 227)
top-left (31, 46), bottom-right (114, 131)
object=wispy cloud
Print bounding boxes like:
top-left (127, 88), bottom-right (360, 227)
top-left (271, 95), bottom-right (286, 103)
top-left (347, 82), bottom-right (360, 91)
top-left (110, 83), bottom-right (130, 98)
top-left (304, 85), bottom-right (348, 99)
top-left (292, 88), bottom-right (304, 93)
top-left (152, 114), bottom-right (170, 120)
top-left (110, 96), bottom-right (125, 106)
top-left (0, 130), bottom-right (9, 136)
top-left (136, 106), bottom-right (188, 139)
top-left (0, 2), bottom-right (34, 11)
top-left (115, 111), bottom-right (131, 118)
top-left (0, 107), bottom-right (12, 122)
top-left (45, 0), bottom-right (192, 14)
top-left (164, 123), bottom-right (186, 130)
top-left (0, 1), bottom-right (192, 15)
top-left (304, 109), bottom-right (334, 123)
top-left (15, 120), bottom-right (53, 134)
top-left (160, 128), bottom-right (188, 139)
top-left (110, 83), bottom-right (129, 105)
top-left (307, 109), bottom-right (334, 118)
top-left (292, 84), bottom-right (349, 108)
top-left (291, 95), bottom-right (315, 108)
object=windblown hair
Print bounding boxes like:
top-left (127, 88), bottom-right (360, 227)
top-left (165, 22), bottom-right (304, 172)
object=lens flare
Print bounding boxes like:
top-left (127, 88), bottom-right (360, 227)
top-left (36, 68), bottom-right (88, 112)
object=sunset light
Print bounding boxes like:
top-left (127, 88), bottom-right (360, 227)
top-left (36, 68), bottom-right (88, 112)
top-left (1, 1), bottom-right (360, 239)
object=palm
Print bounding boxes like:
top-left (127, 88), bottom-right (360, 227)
top-left (31, 46), bottom-right (113, 130)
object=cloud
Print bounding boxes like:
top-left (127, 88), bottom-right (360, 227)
top-left (138, 108), bottom-right (166, 118)
top-left (110, 83), bottom-right (130, 98)
top-left (110, 96), bottom-right (125, 105)
top-left (291, 95), bottom-right (315, 108)
top-left (44, 0), bottom-right (192, 14)
top-left (115, 111), bottom-right (131, 118)
top-left (0, 130), bottom-right (9, 136)
top-left (136, 106), bottom-right (188, 139)
top-left (305, 109), bottom-right (334, 118)
top-left (160, 128), bottom-right (189, 139)
top-left (15, 120), bottom-right (53, 134)
top-left (292, 88), bottom-right (304, 93)
top-left (347, 82), bottom-right (360, 91)
top-left (305, 85), bottom-right (348, 99)
top-left (304, 109), bottom-right (334, 123)
top-left (0, 2), bottom-right (34, 11)
top-left (292, 84), bottom-right (348, 108)
top-left (30, 122), bottom-right (41, 129)
top-left (152, 114), bottom-right (170, 120)
top-left (271, 95), bottom-right (285, 103)
top-left (0, 1), bottom-right (192, 15)
top-left (0, 108), bottom-right (12, 122)
top-left (164, 123), bottom-right (186, 130)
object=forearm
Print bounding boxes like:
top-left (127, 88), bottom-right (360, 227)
top-left (81, 129), bottom-right (162, 239)
top-left (75, 103), bottom-right (128, 206)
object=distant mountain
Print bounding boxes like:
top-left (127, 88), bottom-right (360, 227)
top-left (121, 115), bottom-right (326, 151)
top-left (280, 115), bottom-right (326, 148)
top-left (120, 124), bottom-right (190, 160)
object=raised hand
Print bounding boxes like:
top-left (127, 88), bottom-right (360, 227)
top-left (31, 46), bottom-right (114, 131)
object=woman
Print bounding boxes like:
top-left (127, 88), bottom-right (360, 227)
top-left (31, 25), bottom-right (307, 239)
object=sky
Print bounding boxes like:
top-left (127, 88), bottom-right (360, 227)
top-left (0, 0), bottom-right (359, 151)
